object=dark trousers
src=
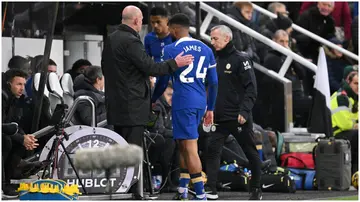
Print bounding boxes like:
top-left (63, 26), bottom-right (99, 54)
top-left (114, 125), bottom-right (145, 147)
top-left (2, 135), bottom-right (25, 186)
top-left (148, 135), bottom-right (177, 187)
top-left (114, 125), bottom-right (145, 195)
top-left (205, 119), bottom-right (262, 189)
top-left (335, 130), bottom-right (358, 174)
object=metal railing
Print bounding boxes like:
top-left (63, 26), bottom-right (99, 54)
top-left (189, 27), bottom-right (294, 132)
top-left (252, 3), bottom-right (359, 61)
top-left (197, 2), bottom-right (318, 73)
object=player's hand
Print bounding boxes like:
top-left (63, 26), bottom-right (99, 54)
top-left (354, 123), bottom-right (358, 129)
top-left (203, 111), bottom-right (214, 126)
top-left (175, 51), bottom-right (194, 68)
top-left (238, 114), bottom-right (246, 125)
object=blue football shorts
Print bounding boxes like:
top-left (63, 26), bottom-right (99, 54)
top-left (172, 108), bottom-right (205, 140)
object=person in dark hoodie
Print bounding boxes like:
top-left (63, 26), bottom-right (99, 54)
top-left (73, 66), bottom-right (106, 126)
top-left (2, 69), bottom-right (40, 198)
top-left (226, 2), bottom-right (260, 62)
top-left (263, 30), bottom-right (311, 127)
top-left (325, 37), bottom-right (353, 94)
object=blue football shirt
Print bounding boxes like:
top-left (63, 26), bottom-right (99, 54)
top-left (144, 32), bottom-right (173, 62)
top-left (161, 37), bottom-right (218, 111)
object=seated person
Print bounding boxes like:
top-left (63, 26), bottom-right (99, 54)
top-left (73, 66), bottom-right (106, 126)
top-left (149, 83), bottom-right (178, 192)
top-left (2, 69), bottom-right (39, 198)
top-left (325, 38), bottom-right (353, 94)
top-left (331, 66), bottom-right (358, 174)
top-left (65, 59), bottom-right (92, 81)
top-left (263, 30), bottom-right (311, 127)
top-left (25, 55), bottom-right (57, 98)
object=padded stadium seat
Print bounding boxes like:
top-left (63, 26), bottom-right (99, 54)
top-left (60, 73), bottom-right (74, 109)
top-left (47, 72), bottom-right (64, 114)
top-left (33, 73), bottom-right (52, 119)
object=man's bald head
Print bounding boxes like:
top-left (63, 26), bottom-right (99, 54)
top-left (121, 5), bottom-right (143, 33)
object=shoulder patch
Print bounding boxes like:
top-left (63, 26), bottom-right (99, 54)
top-left (242, 60), bottom-right (251, 70)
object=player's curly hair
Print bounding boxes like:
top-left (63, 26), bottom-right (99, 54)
top-left (168, 13), bottom-right (190, 28)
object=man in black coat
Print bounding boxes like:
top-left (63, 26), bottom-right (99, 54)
top-left (73, 66), bottom-right (106, 126)
top-left (101, 5), bottom-right (193, 147)
top-left (205, 25), bottom-right (262, 200)
top-left (293, 2), bottom-right (336, 62)
top-left (2, 69), bottom-right (39, 198)
top-left (263, 30), bottom-right (311, 127)
top-left (226, 2), bottom-right (260, 63)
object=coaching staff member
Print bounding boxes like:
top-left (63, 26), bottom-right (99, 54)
top-left (101, 5), bottom-right (193, 147)
top-left (204, 25), bottom-right (262, 200)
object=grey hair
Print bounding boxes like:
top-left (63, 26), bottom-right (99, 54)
top-left (318, 1), bottom-right (335, 7)
top-left (273, 29), bottom-right (288, 40)
top-left (211, 25), bottom-right (233, 41)
top-left (267, 2), bottom-right (286, 13)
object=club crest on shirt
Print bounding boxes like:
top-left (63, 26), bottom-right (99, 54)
top-left (224, 63), bottom-right (232, 74)
top-left (226, 63), bottom-right (231, 69)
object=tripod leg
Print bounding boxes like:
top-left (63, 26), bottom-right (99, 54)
top-left (42, 137), bottom-right (58, 179)
top-left (59, 141), bottom-right (88, 195)
top-left (143, 134), bottom-right (154, 195)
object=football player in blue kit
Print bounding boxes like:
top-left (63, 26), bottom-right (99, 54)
top-left (151, 14), bottom-right (218, 200)
top-left (144, 7), bottom-right (173, 62)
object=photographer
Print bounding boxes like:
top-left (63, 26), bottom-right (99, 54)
top-left (73, 66), bottom-right (106, 126)
top-left (2, 69), bottom-right (39, 198)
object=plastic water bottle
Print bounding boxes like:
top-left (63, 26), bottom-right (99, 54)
top-left (152, 175), bottom-right (162, 190)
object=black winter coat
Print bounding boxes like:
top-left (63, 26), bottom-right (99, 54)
top-left (73, 74), bottom-right (106, 126)
top-left (151, 96), bottom-right (173, 138)
top-left (214, 41), bottom-right (257, 122)
top-left (2, 86), bottom-right (26, 144)
top-left (101, 24), bottom-right (178, 126)
top-left (226, 6), bottom-right (260, 63)
top-left (293, 7), bottom-right (335, 61)
top-left (263, 50), bottom-right (306, 83)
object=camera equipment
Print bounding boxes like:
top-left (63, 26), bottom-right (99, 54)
top-left (40, 104), bottom-right (87, 194)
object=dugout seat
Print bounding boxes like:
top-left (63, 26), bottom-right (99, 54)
top-left (60, 73), bottom-right (74, 109)
top-left (33, 73), bottom-right (52, 119)
top-left (47, 72), bottom-right (64, 114)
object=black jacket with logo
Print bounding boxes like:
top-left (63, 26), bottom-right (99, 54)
top-left (101, 24), bottom-right (178, 126)
top-left (214, 41), bottom-right (257, 123)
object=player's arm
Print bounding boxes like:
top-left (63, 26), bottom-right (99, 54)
top-left (127, 38), bottom-right (177, 76)
top-left (238, 57), bottom-right (257, 122)
top-left (206, 61), bottom-right (218, 111)
top-left (151, 47), bottom-right (172, 103)
top-left (204, 53), bottom-right (218, 126)
top-left (151, 75), bottom-right (170, 103)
